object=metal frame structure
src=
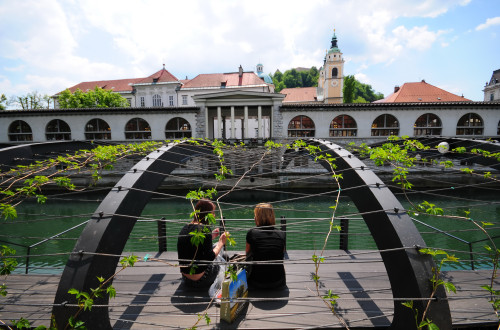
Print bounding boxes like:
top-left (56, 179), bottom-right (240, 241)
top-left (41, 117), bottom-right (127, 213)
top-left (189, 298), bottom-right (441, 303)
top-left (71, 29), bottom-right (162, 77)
top-left (1, 139), bottom-right (454, 328)
top-left (306, 139), bottom-right (451, 329)
top-left (52, 142), bottom-right (213, 329)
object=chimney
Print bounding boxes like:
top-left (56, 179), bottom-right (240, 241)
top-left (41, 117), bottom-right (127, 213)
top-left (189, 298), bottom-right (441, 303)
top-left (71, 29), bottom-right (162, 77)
top-left (394, 86), bottom-right (400, 93)
top-left (239, 65), bottom-right (243, 77)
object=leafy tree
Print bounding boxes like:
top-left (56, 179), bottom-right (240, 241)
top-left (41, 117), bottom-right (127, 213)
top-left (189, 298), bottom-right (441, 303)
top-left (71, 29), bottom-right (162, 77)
top-left (343, 75), bottom-right (356, 103)
top-left (271, 67), bottom-right (319, 92)
top-left (0, 94), bottom-right (7, 110)
top-left (58, 86), bottom-right (130, 108)
top-left (343, 75), bottom-right (384, 103)
top-left (9, 91), bottom-right (52, 110)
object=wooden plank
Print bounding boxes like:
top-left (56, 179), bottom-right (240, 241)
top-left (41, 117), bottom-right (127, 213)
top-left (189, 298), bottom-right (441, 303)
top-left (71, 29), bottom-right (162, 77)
top-left (0, 251), bottom-right (498, 329)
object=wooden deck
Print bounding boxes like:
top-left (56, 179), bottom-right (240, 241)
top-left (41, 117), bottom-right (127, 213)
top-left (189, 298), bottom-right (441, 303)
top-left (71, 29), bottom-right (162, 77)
top-left (1, 250), bottom-right (498, 329)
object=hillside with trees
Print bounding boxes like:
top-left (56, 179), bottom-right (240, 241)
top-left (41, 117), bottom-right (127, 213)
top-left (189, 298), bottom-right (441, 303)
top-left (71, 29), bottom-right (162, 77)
top-left (271, 68), bottom-right (384, 103)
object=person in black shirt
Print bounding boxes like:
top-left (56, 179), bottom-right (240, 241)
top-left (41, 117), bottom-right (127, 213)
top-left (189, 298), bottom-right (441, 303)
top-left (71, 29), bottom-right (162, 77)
top-left (246, 203), bottom-right (286, 289)
top-left (177, 199), bottom-right (227, 288)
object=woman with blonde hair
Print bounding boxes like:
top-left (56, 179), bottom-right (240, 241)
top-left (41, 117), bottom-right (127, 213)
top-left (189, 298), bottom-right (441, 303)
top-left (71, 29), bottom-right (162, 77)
top-left (245, 203), bottom-right (286, 289)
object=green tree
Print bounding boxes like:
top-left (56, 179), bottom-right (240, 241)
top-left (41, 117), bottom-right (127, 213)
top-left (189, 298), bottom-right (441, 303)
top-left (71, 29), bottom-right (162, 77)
top-left (343, 75), bottom-right (384, 103)
top-left (343, 75), bottom-right (356, 103)
top-left (58, 86), bottom-right (130, 108)
top-left (0, 94), bottom-right (7, 110)
top-left (9, 91), bottom-right (52, 109)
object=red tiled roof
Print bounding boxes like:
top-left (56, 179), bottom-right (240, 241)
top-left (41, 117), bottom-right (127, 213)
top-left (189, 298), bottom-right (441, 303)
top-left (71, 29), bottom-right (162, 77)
top-left (181, 72), bottom-right (266, 89)
top-left (62, 78), bottom-right (143, 94)
top-left (375, 80), bottom-right (470, 103)
top-left (134, 68), bottom-right (180, 84)
top-left (280, 87), bottom-right (317, 103)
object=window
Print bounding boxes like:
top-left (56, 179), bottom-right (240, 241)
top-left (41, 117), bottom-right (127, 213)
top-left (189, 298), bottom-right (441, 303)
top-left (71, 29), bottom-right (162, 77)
top-left (126, 98), bottom-right (131, 106)
top-left (140, 96), bottom-right (145, 107)
top-left (46, 119), bottom-right (71, 140)
top-left (456, 113), bottom-right (483, 136)
top-left (329, 115), bottom-right (357, 137)
top-left (152, 94), bottom-right (162, 107)
top-left (491, 93), bottom-right (495, 101)
top-left (331, 67), bottom-right (338, 78)
top-left (221, 82), bottom-right (226, 88)
top-left (165, 117), bottom-right (192, 139)
top-left (371, 114), bottom-right (399, 136)
top-left (125, 118), bottom-right (152, 140)
top-left (287, 115), bottom-right (315, 137)
top-left (182, 95), bottom-right (188, 105)
top-left (169, 95), bottom-right (174, 106)
top-left (8, 120), bottom-right (33, 142)
top-left (414, 113), bottom-right (442, 136)
top-left (498, 120), bottom-right (500, 135)
top-left (85, 118), bottom-right (111, 140)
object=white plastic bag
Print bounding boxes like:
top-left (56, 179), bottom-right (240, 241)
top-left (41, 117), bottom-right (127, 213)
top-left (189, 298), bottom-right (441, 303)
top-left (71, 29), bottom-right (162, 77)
top-left (209, 253), bottom-right (226, 298)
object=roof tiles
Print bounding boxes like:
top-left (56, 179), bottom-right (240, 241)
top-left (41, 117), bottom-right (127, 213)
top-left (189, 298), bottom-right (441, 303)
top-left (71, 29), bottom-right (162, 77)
top-left (280, 87), bottom-right (318, 103)
top-left (375, 80), bottom-right (471, 103)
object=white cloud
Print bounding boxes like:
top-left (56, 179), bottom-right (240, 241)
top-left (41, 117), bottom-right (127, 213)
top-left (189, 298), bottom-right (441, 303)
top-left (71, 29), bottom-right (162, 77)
top-left (476, 17), bottom-right (500, 31)
top-left (392, 25), bottom-right (448, 50)
top-left (0, 0), bottom-right (480, 99)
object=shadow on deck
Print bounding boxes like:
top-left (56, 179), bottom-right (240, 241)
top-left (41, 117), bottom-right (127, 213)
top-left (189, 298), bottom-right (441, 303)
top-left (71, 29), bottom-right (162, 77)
top-left (1, 250), bottom-right (498, 329)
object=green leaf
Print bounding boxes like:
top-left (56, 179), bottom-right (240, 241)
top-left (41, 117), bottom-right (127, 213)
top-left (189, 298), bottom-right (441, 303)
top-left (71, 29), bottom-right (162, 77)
top-left (443, 281), bottom-right (457, 294)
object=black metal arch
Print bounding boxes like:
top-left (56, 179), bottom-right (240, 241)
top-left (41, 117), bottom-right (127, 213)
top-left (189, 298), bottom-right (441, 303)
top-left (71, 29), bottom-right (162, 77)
top-left (51, 139), bottom-right (453, 329)
top-left (301, 139), bottom-right (451, 329)
top-left (52, 142), bottom-right (212, 329)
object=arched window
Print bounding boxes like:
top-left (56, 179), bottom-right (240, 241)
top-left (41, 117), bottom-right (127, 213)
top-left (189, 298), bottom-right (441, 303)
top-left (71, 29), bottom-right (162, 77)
top-left (329, 115), bottom-right (357, 137)
top-left (165, 117), bottom-right (192, 139)
top-left (46, 119), bottom-right (71, 140)
top-left (85, 118), bottom-right (111, 140)
top-left (288, 115), bottom-right (315, 137)
top-left (456, 113), bottom-right (483, 136)
top-left (125, 117), bottom-right (151, 140)
top-left (371, 114), bottom-right (399, 136)
top-left (331, 67), bottom-right (338, 78)
top-left (414, 113), bottom-right (442, 136)
top-left (152, 94), bottom-right (162, 107)
top-left (8, 120), bottom-right (33, 142)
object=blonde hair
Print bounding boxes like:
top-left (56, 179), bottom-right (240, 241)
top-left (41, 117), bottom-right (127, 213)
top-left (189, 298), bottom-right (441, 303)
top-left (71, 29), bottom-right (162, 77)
top-left (254, 203), bottom-right (275, 227)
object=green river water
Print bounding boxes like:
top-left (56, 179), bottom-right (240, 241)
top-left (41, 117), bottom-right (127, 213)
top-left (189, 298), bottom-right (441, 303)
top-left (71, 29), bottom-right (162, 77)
top-left (1, 188), bottom-right (499, 273)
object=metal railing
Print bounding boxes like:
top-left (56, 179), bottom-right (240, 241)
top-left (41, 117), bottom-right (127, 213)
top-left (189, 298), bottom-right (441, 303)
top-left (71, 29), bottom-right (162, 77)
top-left (1, 220), bottom-right (89, 274)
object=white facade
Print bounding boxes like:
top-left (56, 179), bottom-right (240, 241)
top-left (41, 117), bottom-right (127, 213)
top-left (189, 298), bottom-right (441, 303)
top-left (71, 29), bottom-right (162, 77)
top-left (483, 69), bottom-right (500, 102)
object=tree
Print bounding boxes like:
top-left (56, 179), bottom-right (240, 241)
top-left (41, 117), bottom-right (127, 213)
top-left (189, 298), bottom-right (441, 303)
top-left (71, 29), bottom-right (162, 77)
top-left (58, 86), bottom-right (130, 108)
top-left (343, 75), bottom-right (356, 103)
top-left (343, 75), bottom-right (384, 103)
top-left (9, 91), bottom-right (52, 109)
top-left (0, 93), bottom-right (7, 110)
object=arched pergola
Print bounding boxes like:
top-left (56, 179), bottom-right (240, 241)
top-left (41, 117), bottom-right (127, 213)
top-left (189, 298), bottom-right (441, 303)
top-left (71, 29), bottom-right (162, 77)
top-left (51, 139), bottom-right (453, 329)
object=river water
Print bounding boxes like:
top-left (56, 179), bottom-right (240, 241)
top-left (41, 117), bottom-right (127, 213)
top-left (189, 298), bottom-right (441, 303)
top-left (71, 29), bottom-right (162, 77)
top-left (2, 187), bottom-right (499, 273)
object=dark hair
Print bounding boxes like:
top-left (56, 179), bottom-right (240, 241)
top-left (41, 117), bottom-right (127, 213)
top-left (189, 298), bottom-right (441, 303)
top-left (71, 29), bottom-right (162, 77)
top-left (194, 199), bottom-right (216, 224)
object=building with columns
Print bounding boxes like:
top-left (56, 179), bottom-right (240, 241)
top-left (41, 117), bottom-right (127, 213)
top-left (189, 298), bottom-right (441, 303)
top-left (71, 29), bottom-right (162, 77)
top-left (2, 31), bottom-right (499, 146)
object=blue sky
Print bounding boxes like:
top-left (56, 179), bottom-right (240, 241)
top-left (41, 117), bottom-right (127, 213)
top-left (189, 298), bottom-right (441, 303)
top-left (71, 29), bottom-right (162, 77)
top-left (0, 0), bottom-right (499, 106)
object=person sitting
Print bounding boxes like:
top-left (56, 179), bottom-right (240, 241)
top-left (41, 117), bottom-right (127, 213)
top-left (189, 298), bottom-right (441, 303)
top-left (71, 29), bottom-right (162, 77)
top-left (177, 199), bottom-right (227, 289)
top-left (246, 203), bottom-right (286, 289)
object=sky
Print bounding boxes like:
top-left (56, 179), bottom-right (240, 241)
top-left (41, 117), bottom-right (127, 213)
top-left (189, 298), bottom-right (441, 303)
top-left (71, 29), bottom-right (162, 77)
top-left (0, 0), bottom-right (499, 106)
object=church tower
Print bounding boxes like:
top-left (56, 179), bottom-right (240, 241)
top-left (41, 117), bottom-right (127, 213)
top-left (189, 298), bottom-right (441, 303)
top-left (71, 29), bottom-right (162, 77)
top-left (318, 30), bottom-right (344, 104)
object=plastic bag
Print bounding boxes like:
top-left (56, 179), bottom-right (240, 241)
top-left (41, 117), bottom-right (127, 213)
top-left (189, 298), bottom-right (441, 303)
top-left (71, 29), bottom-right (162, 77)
top-left (209, 253), bottom-right (226, 298)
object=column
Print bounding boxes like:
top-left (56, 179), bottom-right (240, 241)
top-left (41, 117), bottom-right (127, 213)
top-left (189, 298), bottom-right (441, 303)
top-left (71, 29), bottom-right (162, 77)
top-left (217, 106), bottom-right (221, 139)
top-left (204, 106), bottom-right (209, 138)
top-left (230, 106), bottom-right (235, 139)
top-left (257, 105), bottom-right (262, 139)
top-left (244, 106), bottom-right (249, 139)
